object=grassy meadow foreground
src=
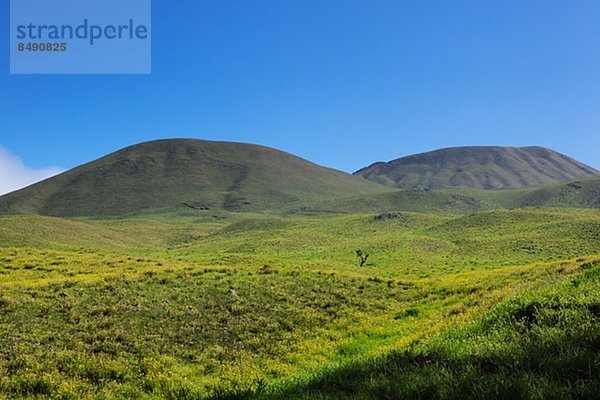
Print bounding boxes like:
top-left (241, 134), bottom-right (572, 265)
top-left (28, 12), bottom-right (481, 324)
top-left (0, 208), bottom-right (598, 399)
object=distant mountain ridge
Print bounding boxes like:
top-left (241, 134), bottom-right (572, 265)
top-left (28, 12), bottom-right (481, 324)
top-left (0, 139), bottom-right (388, 217)
top-left (355, 146), bottom-right (599, 190)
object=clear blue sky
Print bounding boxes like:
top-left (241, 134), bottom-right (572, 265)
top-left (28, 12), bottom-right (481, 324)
top-left (1, 0), bottom-right (599, 180)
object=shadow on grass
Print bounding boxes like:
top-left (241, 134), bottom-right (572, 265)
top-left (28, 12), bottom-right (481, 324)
top-left (212, 266), bottom-right (600, 400)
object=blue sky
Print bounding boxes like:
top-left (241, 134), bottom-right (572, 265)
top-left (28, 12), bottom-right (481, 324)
top-left (1, 0), bottom-right (599, 193)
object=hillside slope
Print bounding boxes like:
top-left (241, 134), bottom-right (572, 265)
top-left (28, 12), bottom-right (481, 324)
top-left (0, 139), bottom-right (388, 217)
top-left (290, 189), bottom-right (498, 215)
top-left (512, 176), bottom-right (600, 208)
top-left (355, 146), bottom-right (598, 190)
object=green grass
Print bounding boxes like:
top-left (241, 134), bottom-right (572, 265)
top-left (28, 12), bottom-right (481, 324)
top-left (293, 176), bottom-right (600, 215)
top-left (290, 189), bottom-right (499, 215)
top-left (0, 207), bottom-right (598, 398)
top-left (515, 176), bottom-right (600, 208)
top-left (439, 176), bottom-right (600, 210)
top-left (179, 208), bottom-right (600, 278)
top-left (232, 260), bottom-right (599, 400)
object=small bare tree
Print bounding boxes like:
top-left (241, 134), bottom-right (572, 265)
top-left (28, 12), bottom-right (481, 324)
top-left (356, 249), bottom-right (369, 267)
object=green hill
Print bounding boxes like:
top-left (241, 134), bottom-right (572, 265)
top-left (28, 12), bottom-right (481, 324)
top-left (355, 146), bottom-right (599, 190)
top-left (442, 176), bottom-right (600, 209)
top-left (0, 139), bottom-right (388, 217)
top-left (290, 189), bottom-right (498, 215)
top-left (289, 178), bottom-right (600, 215)
top-left (511, 176), bottom-right (600, 208)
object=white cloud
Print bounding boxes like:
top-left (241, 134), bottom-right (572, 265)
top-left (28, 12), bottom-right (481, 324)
top-left (0, 147), bottom-right (65, 196)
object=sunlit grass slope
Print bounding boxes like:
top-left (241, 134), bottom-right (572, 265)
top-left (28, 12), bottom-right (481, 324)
top-left (286, 178), bottom-right (600, 215)
top-left (0, 214), bottom-right (228, 252)
top-left (0, 208), bottom-right (598, 398)
top-left (237, 260), bottom-right (600, 400)
top-left (0, 248), bottom-right (594, 399)
top-left (289, 189), bottom-right (499, 215)
top-left (515, 176), bottom-right (600, 208)
top-left (180, 208), bottom-right (600, 277)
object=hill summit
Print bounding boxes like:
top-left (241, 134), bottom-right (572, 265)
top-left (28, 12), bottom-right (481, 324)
top-left (0, 139), bottom-right (387, 217)
top-left (355, 146), bottom-right (598, 190)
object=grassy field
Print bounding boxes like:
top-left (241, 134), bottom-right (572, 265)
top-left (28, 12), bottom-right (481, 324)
top-left (239, 259), bottom-right (600, 400)
top-left (0, 208), bottom-right (598, 399)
